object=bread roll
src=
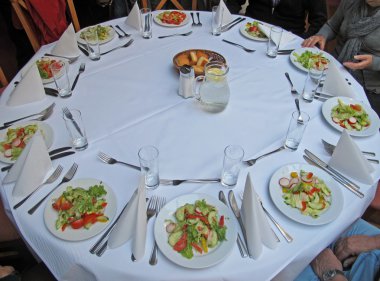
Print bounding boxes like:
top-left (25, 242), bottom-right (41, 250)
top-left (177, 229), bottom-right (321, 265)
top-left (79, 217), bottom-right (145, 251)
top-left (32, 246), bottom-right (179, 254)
top-left (176, 53), bottom-right (190, 66)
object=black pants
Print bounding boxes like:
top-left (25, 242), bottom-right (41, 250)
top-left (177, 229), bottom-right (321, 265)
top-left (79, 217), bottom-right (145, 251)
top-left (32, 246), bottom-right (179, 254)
top-left (366, 90), bottom-right (380, 118)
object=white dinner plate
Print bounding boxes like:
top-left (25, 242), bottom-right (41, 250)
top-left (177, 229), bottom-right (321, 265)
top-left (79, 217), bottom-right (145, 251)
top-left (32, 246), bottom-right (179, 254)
top-left (154, 193), bottom-right (237, 268)
top-left (290, 47), bottom-right (332, 72)
top-left (239, 23), bottom-right (268, 42)
top-left (322, 96), bottom-right (380, 137)
top-left (153, 10), bottom-right (190, 27)
top-left (44, 178), bottom-right (117, 241)
top-left (76, 25), bottom-right (115, 45)
top-left (269, 163), bottom-right (344, 226)
top-left (0, 121), bottom-right (53, 164)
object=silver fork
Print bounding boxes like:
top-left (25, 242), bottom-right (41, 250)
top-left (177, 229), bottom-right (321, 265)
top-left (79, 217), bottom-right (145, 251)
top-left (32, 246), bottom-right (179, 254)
top-left (97, 151), bottom-right (140, 170)
top-left (1, 106), bottom-right (54, 130)
top-left (244, 146), bottom-right (286, 166)
top-left (222, 39), bottom-right (256, 53)
top-left (190, 12), bottom-right (196, 26)
top-left (3, 103), bottom-right (55, 126)
top-left (321, 139), bottom-right (378, 163)
top-left (131, 196), bottom-right (158, 261)
top-left (158, 31), bottom-right (192, 39)
top-left (149, 197), bottom-right (166, 265)
top-left (196, 12), bottom-right (202, 26)
top-left (295, 98), bottom-right (304, 124)
top-left (100, 39), bottom-right (134, 55)
top-left (13, 165), bottom-right (63, 209)
top-left (28, 163), bottom-right (78, 214)
top-left (71, 63), bottom-right (85, 91)
top-left (285, 72), bottom-right (299, 95)
top-left (62, 107), bottom-right (84, 137)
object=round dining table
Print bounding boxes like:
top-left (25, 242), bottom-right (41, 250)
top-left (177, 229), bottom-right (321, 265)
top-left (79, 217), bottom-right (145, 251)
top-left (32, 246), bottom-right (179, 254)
top-left (1, 11), bottom-right (380, 281)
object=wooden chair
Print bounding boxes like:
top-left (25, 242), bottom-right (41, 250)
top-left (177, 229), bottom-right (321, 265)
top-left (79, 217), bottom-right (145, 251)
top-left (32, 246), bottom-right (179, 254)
top-left (0, 67), bottom-right (8, 88)
top-left (142, 0), bottom-right (197, 11)
top-left (11, 0), bottom-right (80, 52)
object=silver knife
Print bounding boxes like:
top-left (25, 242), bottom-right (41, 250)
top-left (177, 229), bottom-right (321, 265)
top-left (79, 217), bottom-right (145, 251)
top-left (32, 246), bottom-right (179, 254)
top-left (304, 149), bottom-right (362, 191)
top-left (221, 17), bottom-right (242, 31)
top-left (221, 18), bottom-right (245, 32)
top-left (219, 191), bottom-right (248, 258)
top-left (228, 190), bottom-right (252, 258)
top-left (303, 155), bottom-right (364, 198)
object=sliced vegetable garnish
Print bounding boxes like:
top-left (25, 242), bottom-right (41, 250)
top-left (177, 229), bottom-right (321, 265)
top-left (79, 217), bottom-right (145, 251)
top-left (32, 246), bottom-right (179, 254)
top-left (331, 99), bottom-right (370, 131)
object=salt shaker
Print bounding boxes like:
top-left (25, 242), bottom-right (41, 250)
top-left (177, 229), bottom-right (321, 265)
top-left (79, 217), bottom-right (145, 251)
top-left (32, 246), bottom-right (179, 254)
top-left (178, 65), bottom-right (194, 98)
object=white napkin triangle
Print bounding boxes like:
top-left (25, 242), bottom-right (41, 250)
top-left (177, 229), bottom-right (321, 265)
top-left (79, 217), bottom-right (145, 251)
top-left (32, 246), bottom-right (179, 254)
top-left (329, 130), bottom-right (374, 184)
top-left (241, 173), bottom-right (278, 259)
top-left (217, 0), bottom-right (233, 25)
top-left (258, 23), bottom-right (297, 49)
top-left (108, 176), bottom-right (147, 260)
top-left (322, 61), bottom-right (356, 98)
top-left (50, 23), bottom-right (80, 58)
top-left (3, 132), bottom-right (52, 197)
top-left (7, 64), bottom-right (46, 107)
top-left (126, 2), bottom-right (141, 31)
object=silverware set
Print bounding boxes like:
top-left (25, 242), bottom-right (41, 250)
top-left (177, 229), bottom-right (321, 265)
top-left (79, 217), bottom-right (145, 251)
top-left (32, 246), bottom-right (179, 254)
top-left (149, 197), bottom-right (166, 265)
top-left (28, 163), bottom-right (78, 214)
top-left (221, 17), bottom-right (245, 32)
top-left (222, 39), bottom-right (256, 53)
top-left (190, 12), bottom-right (202, 26)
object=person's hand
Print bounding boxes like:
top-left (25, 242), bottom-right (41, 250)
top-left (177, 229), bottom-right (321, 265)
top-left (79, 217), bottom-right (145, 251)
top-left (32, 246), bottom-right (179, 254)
top-left (301, 35), bottom-right (326, 50)
top-left (0, 265), bottom-right (15, 278)
top-left (334, 235), bottom-right (377, 261)
top-left (343, 54), bottom-right (373, 70)
top-left (311, 248), bottom-right (346, 280)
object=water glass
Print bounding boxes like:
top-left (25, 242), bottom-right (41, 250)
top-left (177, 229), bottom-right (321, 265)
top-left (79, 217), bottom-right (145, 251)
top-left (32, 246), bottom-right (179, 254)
top-left (50, 61), bottom-right (71, 98)
top-left (221, 145), bottom-right (244, 187)
top-left (211, 6), bottom-right (223, 36)
top-left (266, 26), bottom-right (283, 58)
top-left (62, 109), bottom-right (88, 150)
top-left (302, 67), bottom-right (323, 102)
top-left (84, 28), bottom-right (100, 61)
top-left (140, 8), bottom-right (152, 39)
top-left (138, 145), bottom-right (159, 189)
top-left (284, 111), bottom-right (310, 151)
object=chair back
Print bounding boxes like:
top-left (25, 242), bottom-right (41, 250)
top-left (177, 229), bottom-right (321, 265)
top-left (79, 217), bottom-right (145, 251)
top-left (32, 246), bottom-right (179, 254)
top-left (0, 67), bottom-right (8, 88)
top-left (141, 0), bottom-right (197, 11)
top-left (11, 0), bottom-right (80, 52)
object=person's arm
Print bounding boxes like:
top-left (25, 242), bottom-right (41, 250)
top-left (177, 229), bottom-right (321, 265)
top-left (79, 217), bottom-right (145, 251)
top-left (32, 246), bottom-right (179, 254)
top-left (225, 0), bottom-right (246, 14)
top-left (334, 234), bottom-right (380, 262)
top-left (311, 248), bottom-right (348, 281)
top-left (303, 0), bottom-right (327, 38)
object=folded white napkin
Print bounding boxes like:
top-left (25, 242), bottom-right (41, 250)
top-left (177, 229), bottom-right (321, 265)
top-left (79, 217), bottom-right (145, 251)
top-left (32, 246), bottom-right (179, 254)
top-left (108, 176), bottom-right (147, 260)
top-left (50, 23), bottom-right (80, 58)
top-left (329, 130), bottom-right (374, 184)
top-left (258, 23), bottom-right (297, 49)
top-left (7, 64), bottom-right (46, 107)
top-left (3, 132), bottom-right (52, 197)
top-left (322, 61), bottom-right (356, 98)
top-left (216, 0), bottom-right (233, 25)
top-left (240, 173), bottom-right (278, 259)
top-left (126, 2), bottom-right (141, 31)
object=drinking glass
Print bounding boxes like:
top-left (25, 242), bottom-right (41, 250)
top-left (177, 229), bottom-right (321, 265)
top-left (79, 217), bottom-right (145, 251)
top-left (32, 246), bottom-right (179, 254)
top-left (138, 145), bottom-right (159, 189)
top-left (302, 66), bottom-right (324, 102)
top-left (211, 6), bottom-right (223, 36)
top-left (284, 111), bottom-right (310, 151)
top-left (266, 26), bottom-right (283, 58)
top-left (84, 28), bottom-right (100, 61)
top-left (140, 8), bottom-right (152, 39)
top-left (50, 61), bottom-right (72, 98)
top-left (221, 145), bottom-right (244, 187)
top-left (62, 109), bottom-right (88, 150)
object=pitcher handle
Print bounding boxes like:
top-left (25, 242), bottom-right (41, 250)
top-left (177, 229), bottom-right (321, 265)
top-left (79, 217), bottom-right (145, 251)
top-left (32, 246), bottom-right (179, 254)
top-left (193, 75), bottom-right (205, 101)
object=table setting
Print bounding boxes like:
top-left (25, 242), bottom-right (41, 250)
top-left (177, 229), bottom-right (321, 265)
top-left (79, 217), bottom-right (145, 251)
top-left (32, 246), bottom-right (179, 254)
top-left (1, 0), bottom-right (380, 279)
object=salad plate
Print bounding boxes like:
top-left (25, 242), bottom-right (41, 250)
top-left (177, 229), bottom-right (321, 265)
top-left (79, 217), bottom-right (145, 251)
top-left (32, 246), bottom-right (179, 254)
top-left (154, 10), bottom-right (189, 27)
top-left (269, 163), bottom-right (344, 225)
top-left (77, 25), bottom-right (115, 45)
top-left (239, 22), bottom-right (268, 42)
top-left (322, 96), bottom-right (380, 137)
top-left (44, 178), bottom-right (117, 241)
top-left (154, 193), bottom-right (237, 268)
top-left (36, 57), bottom-right (66, 84)
top-left (0, 121), bottom-right (54, 164)
top-left (290, 47), bottom-right (332, 72)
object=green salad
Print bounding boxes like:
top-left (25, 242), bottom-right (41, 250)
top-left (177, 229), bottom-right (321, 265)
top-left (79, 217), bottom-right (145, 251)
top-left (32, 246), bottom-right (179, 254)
top-left (331, 99), bottom-right (370, 131)
top-left (293, 50), bottom-right (329, 70)
top-left (165, 200), bottom-right (227, 259)
top-left (279, 170), bottom-right (331, 218)
top-left (80, 25), bottom-right (111, 41)
top-left (245, 21), bottom-right (267, 38)
top-left (0, 124), bottom-right (38, 160)
top-left (53, 184), bottom-right (109, 231)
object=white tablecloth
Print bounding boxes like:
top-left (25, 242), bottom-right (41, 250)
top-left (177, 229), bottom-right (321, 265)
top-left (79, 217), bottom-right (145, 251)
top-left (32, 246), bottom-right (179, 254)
top-left (1, 12), bottom-right (379, 281)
